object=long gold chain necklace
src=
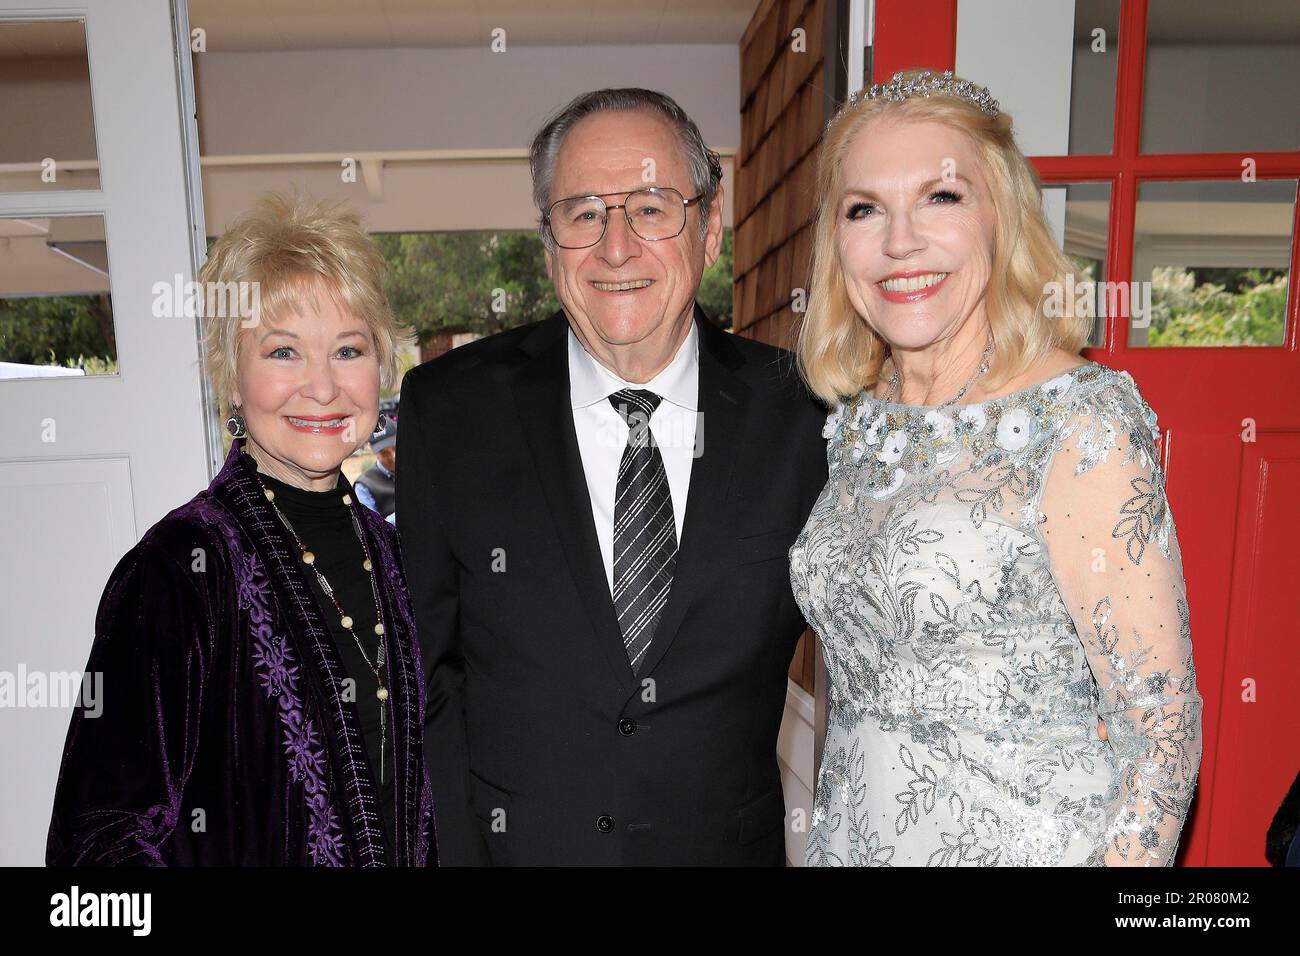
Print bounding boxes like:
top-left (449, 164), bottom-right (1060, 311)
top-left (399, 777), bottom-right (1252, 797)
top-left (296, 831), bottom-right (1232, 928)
top-left (256, 476), bottom-right (390, 786)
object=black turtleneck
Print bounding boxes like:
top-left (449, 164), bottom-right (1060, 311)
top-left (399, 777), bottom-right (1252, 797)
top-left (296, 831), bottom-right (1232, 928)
top-left (254, 465), bottom-right (396, 837)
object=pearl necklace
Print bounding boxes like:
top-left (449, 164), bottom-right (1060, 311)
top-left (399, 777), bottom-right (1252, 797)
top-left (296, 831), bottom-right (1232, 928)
top-left (883, 335), bottom-right (995, 409)
top-left (256, 475), bottom-right (390, 786)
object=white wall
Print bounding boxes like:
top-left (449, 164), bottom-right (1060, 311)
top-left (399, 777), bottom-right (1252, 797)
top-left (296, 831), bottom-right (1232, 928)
top-left (2, 42), bottom-right (742, 234)
top-left (957, 0), bottom-right (1075, 244)
top-left (189, 43), bottom-right (741, 234)
top-left (197, 154), bottom-right (736, 235)
top-left (192, 44), bottom-right (741, 155)
top-left (956, 0), bottom-right (1075, 157)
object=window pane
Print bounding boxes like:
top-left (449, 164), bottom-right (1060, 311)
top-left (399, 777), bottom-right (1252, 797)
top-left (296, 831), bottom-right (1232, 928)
top-left (0, 20), bottom-right (101, 192)
top-left (1044, 181), bottom-right (1112, 348)
top-left (1142, 0), bottom-right (1300, 154)
top-left (1068, 0), bottom-right (1121, 155)
top-left (1130, 179), bottom-right (1294, 347)
top-left (0, 215), bottom-right (116, 378)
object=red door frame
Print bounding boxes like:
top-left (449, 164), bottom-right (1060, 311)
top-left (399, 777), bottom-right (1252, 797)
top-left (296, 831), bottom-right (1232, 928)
top-left (872, 0), bottom-right (1300, 866)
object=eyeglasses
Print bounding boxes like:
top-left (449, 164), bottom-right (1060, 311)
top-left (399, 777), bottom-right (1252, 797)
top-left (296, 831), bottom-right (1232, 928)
top-left (544, 187), bottom-right (704, 249)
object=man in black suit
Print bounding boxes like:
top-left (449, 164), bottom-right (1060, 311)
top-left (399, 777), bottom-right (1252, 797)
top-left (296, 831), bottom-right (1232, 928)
top-left (397, 88), bottom-right (827, 865)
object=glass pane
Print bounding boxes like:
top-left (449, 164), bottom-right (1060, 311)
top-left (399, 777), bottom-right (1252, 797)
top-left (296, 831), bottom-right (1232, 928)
top-left (1130, 179), bottom-right (1294, 347)
top-left (1068, 0), bottom-right (1122, 154)
top-left (1142, 0), bottom-right (1300, 154)
top-left (1044, 182), bottom-right (1112, 348)
top-left (0, 215), bottom-right (117, 378)
top-left (0, 19), bottom-right (101, 192)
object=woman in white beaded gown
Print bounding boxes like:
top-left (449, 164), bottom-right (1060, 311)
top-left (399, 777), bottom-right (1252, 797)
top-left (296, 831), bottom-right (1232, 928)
top-left (789, 70), bottom-right (1202, 867)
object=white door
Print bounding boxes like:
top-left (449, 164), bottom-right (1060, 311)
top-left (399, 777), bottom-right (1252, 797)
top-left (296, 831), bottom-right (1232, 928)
top-left (0, 0), bottom-right (211, 864)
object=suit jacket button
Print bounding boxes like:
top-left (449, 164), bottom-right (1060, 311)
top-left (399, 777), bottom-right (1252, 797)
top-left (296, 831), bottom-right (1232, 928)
top-left (618, 718), bottom-right (637, 737)
top-left (596, 815), bottom-right (615, 833)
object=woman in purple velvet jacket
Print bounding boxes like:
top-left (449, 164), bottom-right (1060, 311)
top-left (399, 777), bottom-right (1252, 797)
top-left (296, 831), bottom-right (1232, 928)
top-left (46, 193), bottom-right (434, 866)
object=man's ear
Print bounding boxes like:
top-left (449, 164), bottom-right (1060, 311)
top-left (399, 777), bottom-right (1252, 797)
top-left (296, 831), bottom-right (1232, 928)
top-left (703, 181), bottom-right (724, 268)
top-left (544, 245), bottom-right (555, 282)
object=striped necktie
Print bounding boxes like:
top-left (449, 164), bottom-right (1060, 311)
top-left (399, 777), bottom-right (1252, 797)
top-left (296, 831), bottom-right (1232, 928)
top-left (607, 388), bottom-right (678, 675)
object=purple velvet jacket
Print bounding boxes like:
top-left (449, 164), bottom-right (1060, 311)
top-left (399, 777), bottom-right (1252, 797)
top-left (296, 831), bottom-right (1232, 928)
top-left (46, 440), bottom-right (434, 866)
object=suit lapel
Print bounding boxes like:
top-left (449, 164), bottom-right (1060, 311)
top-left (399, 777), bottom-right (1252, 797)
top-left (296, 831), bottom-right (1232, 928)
top-left (633, 307), bottom-right (751, 682)
top-left (511, 313), bottom-right (636, 692)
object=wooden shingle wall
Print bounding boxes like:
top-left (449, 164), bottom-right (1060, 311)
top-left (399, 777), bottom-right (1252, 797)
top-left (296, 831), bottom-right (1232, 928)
top-left (735, 0), bottom-right (839, 693)
top-left (734, 0), bottom-right (828, 353)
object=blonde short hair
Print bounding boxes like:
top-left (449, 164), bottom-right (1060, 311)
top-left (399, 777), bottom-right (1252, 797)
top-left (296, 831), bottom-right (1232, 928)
top-left (796, 70), bottom-right (1089, 405)
top-left (200, 191), bottom-right (410, 419)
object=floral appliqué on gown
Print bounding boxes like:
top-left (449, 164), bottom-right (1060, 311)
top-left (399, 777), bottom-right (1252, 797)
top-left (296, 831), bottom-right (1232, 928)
top-left (790, 362), bottom-right (1202, 866)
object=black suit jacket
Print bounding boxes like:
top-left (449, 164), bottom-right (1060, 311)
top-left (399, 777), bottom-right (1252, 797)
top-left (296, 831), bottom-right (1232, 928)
top-left (396, 305), bottom-right (828, 865)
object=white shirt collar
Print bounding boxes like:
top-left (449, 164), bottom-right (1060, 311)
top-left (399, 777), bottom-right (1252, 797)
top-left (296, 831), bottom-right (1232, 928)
top-left (567, 316), bottom-right (699, 412)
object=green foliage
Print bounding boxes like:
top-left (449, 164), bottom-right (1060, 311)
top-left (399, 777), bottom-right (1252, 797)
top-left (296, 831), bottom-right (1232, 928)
top-left (1148, 266), bottom-right (1287, 347)
top-left (55, 351), bottom-right (118, 374)
top-left (1069, 255), bottom-right (1100, 281)
top-left (697, 228), bottom-right (734, 328)
top-left (0, 227), bottom-right (737, 376)
top-left (374, 231), bottom-right (558, 342)
top-left (375, 227), bottom-right (735, 342)
top-left (0, 294), bottom-right (116, 366)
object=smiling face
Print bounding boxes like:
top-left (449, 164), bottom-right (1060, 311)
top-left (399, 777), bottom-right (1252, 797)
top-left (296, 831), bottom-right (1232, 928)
top-left (835, 117), bottom-right (997, 354)
top-left (544, 109), bottom-right (722, 378)
top-left (233, 278), bottom-right (381, 490)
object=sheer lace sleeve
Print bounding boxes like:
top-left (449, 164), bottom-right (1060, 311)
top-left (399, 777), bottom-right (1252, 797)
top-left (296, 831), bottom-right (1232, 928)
top-left (1038, 372), bottom-right (1202, 866)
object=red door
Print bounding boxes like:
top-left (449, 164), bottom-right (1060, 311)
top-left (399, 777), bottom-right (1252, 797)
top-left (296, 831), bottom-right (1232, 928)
top-left (873, 0), bottom-right (1300, 865)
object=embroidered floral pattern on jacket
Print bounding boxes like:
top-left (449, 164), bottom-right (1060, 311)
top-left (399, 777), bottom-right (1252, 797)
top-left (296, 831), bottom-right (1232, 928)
top-left (235, 543), bottom-right (347, 866)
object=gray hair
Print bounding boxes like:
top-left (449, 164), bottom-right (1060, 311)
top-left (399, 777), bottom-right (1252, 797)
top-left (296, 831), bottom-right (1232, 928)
top-left (528, 88), bottom-right (724, 251)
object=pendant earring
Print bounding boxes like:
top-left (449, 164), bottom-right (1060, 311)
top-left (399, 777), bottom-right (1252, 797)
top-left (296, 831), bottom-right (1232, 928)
top-left (370, 412), bottom-right (388, 440)
top-left (226, 412), bottom-right (246, 438)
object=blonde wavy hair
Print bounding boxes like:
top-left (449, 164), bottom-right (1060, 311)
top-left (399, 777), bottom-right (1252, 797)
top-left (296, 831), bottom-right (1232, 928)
top-left (796, 70), bottom-right (1089, 405)
top-left (200, 191), bottom-right (410, 420)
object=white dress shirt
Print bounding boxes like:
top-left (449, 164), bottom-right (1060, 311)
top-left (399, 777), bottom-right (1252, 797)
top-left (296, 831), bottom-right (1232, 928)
top-left (568, 320), bottom-right (700, 595)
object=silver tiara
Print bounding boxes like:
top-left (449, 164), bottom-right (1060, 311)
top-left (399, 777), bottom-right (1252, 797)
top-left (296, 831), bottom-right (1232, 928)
top-left (845, 70), bottom-right (1000, 117)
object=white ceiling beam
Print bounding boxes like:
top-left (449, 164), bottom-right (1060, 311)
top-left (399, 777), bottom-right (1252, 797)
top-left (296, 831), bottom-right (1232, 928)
top-left (361, 157), bottom-right (384, 201)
